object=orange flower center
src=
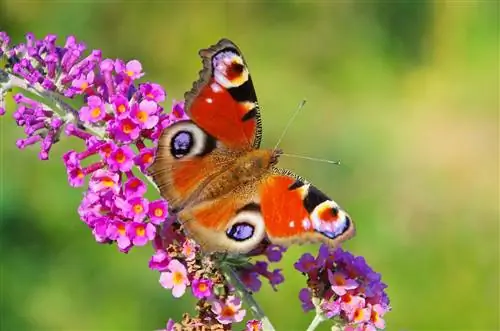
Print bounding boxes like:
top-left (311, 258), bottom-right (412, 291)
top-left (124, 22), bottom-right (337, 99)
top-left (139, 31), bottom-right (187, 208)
top-left (80, 82), bottom-right (89, 91)
top-left (122, 123), bottom-right (133, 134)
top-left (102, 177), bottom-right (114, 187)
top-left (136, 225), bottom-right (145, 236)
top-left (137, 110), bottom-right (148, 122)
top-left (133, 204), bottom-right (143, 214)
top-left (115, 150), bottom-right (125, 163)
top-left (354, 308), bottom-right (365, 321)
top-left (141, 152), bottom-right (153, 164)
top-left (91, 107), bottom-right (101, 118)
top-left (341, 293), bottom-right (352, 303)
top-left (173, 271), bottom-right (184, 285)
top-left (154, 208), bottom-right (163, 217)
top-left (334, 275), bottom-right (346, 286)
top-left (221, 306), bottom-right (236, 318)
top-left (117, 224), bottom-right (126, 236)
top-left (117, 104), bottom-right (126, 113)
top-left (76, 169), bottom-right (84, 178)
top-left (102, 145), bottom-right (112, 157)
top-left (126, 70), bottom-right (134, 77)
top-left (198, 283), bottom-right (207, 292)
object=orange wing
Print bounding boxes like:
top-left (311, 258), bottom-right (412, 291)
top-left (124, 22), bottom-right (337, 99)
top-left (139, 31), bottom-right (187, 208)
top-left (184, 39), bottom-right (262, 150)
top-left (259, 169), bottom-right (355, 247)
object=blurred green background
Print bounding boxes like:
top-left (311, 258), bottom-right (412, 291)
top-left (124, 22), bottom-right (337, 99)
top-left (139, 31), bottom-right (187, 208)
top-left (0, 1), bottom-right (498, 330)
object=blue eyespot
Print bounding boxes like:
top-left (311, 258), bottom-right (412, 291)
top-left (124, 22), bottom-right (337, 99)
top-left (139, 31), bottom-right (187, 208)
top-left (226, 222), bottom-right (254, 241)
top-left (171, 131), bottom-right (193, 158)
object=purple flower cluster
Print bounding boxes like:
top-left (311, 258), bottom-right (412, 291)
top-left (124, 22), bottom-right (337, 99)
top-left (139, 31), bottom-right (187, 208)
top-left (296, 245), bottom-right (391, 330)
top-left (149, 220), bottom-right (288, 329)
top-left (0, 31), bottom-right (190, 252)
top-left (238, 244), bottom-right (286, 292)
top-left (149, 224), bottom-right (259, 329)
top-left (1, 31), bottom-right (391, 330)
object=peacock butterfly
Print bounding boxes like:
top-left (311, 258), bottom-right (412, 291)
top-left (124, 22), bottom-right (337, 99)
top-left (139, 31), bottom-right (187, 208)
top-left (149, 39), bottom-right (355, 253)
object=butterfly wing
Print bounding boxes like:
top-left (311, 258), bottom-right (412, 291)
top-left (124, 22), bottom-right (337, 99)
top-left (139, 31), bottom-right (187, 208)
top-left (259, 168), bottom-right (355, 247)
top-left (148, 120), bottom-right (238, 211)
top-left (150, 39), bottom-right (260, 211)
top-left (175, 168), bottom-right (354, 254)
top-left (178, 186), bottom-right (266, 253)
top-left (184, 38), bottom-right (262, 149)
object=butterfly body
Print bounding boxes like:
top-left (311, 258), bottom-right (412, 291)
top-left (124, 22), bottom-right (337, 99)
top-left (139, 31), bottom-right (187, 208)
top-left (150, 39), bottom-right (355, 253)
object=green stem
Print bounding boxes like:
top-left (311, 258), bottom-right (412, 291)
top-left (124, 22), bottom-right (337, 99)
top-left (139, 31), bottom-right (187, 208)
top-left (221, 265), bottom-right (276, 331)
top-left (306, 313), bottom-right (326, 331)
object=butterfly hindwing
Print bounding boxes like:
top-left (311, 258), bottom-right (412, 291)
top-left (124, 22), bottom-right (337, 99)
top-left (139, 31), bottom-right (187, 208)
top-left (184, 39), bottom-right (262, 150)
top-left (258, 168), bottom-right (355, 247)
top-left (177, 186), bottom-right (266, 254)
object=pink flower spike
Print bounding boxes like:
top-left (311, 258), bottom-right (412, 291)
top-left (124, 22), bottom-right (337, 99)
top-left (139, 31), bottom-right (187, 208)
top-left (79, 95), bottom-right (105, 123)
top-left (368, 303), bottom-right (387, 329)
top-left (107, 145), bottom-right (135, 172)
top-left (92, 217), bottom-right (109, 243)
top-left (211, 295), bottom-right (246, 325)
top-left (131, 100), bottom-right (159, 129)
top-left (348, 306), bottom-right (371, 324)
top-left (111, 94), bottom-right (129, 118)
top-left (328, 270), bottom-right (359, 296)
top-left (89, 169), bottom-right (120, 194)
top-left (159, 259), bottom-right (190, 298)
top-left (106, 220), bottom-right (131, 252)
top-left (67, 167), bottom-right (85, 187)
top-left (124, 176), bottom-right (147, 198)
top-left (148, 199), bottom-right (168, 225)
top-left (171, 100), bottom-right (187, 120)
top-left (191, 278), bottom-right (213, 299)
top-left (340, 293), bottom-right (366, 314)
top-left (127, 221), bottom-right (155, 246)
top-left (181, 239), bottom-right (197, 260)
top-left (126, 196), bottom-right (149, 221)
top-left (71, 70), bottom-right (94, 94)
top-left (165, 319), bottom-right (175, 331)
top-left (111, 117), bottom-right (140, 142)
top-left (134, 147), bottom-right (155, 172)
top-left (125, 59), bottom-right (144, 80)
top-left (140, 83), bottom-right (165, 102)
top-left (245, 319), bottom-right (263, 331)
top-left (321, 299), bottom-right (341, 318)
top-left (149, 249), bottom-right (170, 272)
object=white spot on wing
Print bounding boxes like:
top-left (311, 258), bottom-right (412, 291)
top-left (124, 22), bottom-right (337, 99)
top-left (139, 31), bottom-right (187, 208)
top-left (206, 98), bottom-right (213, 104)
top-left (289, 220), bottom-right (295, 228)
top-left (302, 218), bottom-right (311, 230)
top-left (210, 83), bottom-right (222, 93)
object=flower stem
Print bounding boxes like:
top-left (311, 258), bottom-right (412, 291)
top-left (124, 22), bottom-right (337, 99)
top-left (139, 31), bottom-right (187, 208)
top-left (220, 265), bottom-right (276, 331)
top-left (306, 313), bottom-right (326, 331)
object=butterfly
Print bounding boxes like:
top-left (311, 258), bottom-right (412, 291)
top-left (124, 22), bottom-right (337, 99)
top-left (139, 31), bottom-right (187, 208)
top-left (149, 39), bottom-right (355, 254)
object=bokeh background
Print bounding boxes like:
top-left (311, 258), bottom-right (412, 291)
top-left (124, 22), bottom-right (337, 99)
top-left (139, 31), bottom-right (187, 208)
top-left (0, 1), bottom-right (498, 330)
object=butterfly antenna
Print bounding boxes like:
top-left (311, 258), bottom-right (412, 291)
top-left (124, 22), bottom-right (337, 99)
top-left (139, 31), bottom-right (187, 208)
top-left (281, 153), bottom-right (341, 165)
top-left (273, 99), bottom-right (307, 151)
